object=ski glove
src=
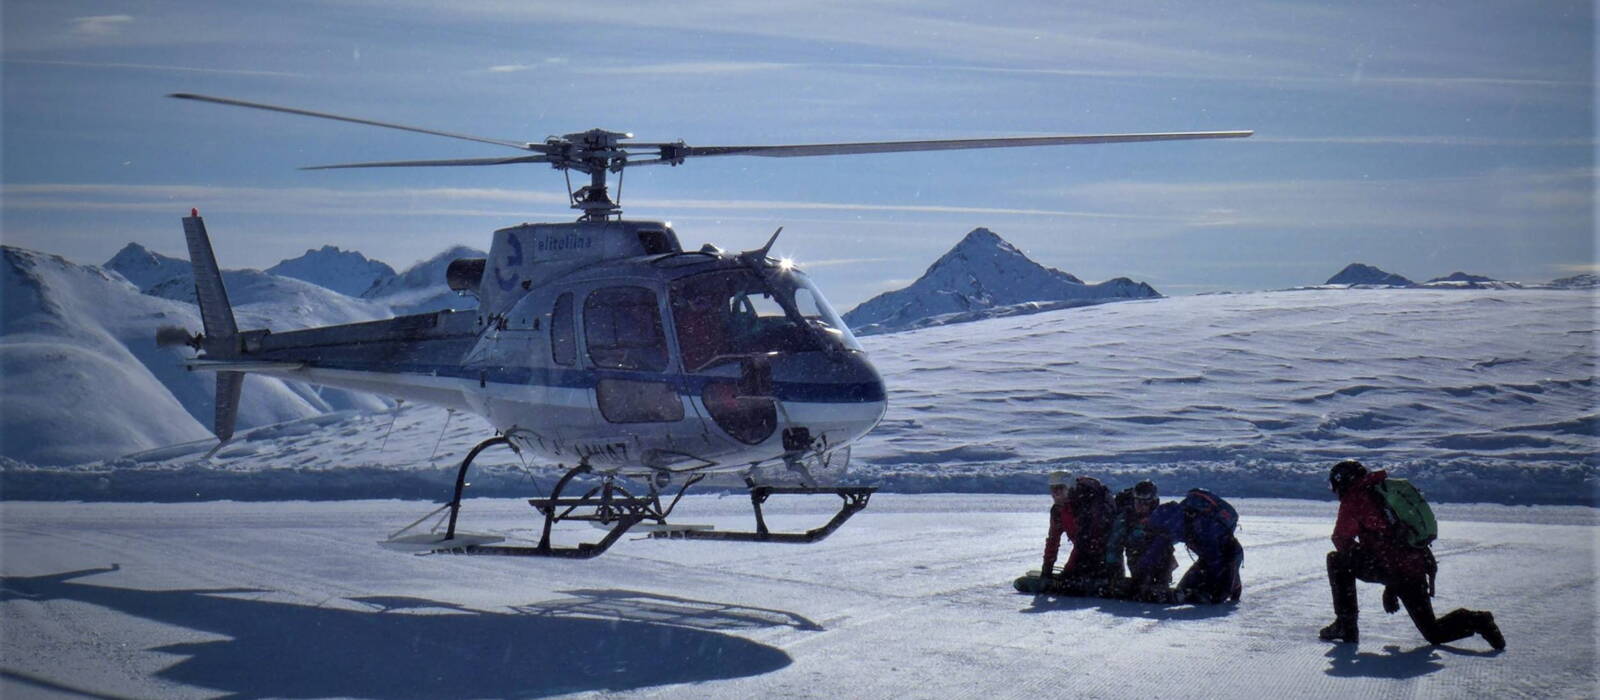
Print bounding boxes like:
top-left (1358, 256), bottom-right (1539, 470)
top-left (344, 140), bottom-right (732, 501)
top-left (1382, 586), bottom-right (1400, 614)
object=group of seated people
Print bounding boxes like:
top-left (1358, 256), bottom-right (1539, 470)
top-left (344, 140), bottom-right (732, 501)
top-left (1020, 472), bottom-right (1243, 605)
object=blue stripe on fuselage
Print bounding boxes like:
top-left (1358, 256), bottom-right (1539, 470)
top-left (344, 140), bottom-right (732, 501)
top-left (296, 360), bottom-right (886, 403)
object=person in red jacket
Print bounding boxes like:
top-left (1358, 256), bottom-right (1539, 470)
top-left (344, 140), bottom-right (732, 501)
top-left (1320, 460), bottom-right (1504, 649)
top-left (1039, 471), bottom-right (1115, 594)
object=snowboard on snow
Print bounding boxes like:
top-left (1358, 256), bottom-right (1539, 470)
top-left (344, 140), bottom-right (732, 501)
top-left (1013, 570), bottom-right (1183, 603)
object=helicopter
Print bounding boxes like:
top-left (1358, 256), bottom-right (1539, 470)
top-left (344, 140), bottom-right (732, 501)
top-left (160, 93), bottom-right (1251, 558)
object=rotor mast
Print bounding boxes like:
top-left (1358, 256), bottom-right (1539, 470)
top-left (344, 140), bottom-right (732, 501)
top-left (559, 128), bottom-right (633, 222)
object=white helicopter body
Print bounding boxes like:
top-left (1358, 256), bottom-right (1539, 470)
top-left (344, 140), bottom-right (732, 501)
top-left (164, 93), bottom-right (1249, 556)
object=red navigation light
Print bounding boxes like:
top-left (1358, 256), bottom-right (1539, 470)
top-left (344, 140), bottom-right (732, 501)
top-left (190, 208), bottom-right (199, 217)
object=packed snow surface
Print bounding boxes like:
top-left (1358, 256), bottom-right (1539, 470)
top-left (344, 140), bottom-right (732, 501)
top-left (852, 288), bottom-right (1596, 504)
top-left (1, 495), bottom-right (1594, 698)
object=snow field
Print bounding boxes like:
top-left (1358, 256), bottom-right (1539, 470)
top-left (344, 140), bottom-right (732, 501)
top-left (1, 495), bottom-right (1593, 699)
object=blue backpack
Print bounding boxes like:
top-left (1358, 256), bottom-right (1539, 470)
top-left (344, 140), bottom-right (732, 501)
top-left (1179, 488), bottom-right (1239, 556)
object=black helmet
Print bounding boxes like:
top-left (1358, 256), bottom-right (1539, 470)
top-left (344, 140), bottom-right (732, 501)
top-left (1329, 460), bottom-right (1368, 495)
top-left (1132, 479), bottom-right (1158, 502)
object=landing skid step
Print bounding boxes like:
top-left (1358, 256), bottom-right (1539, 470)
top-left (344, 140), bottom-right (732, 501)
top-left (647, 485), bottom-right (875, 543)
top-left (608, 522), bottom-right (715, 533)
top-left (381, 532), bottom-right (504, 552)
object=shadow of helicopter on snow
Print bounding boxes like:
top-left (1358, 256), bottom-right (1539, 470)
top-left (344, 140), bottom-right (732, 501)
top-left (2, 566), bottom-right (797, 699)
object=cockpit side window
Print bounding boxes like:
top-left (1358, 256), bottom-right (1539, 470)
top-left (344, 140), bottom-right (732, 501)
top-left (670, 269), bottom-right (832, 370)
top-left (583, 286), bottom-right (668, 372)
top-left (551, 292), bottom-right (576, 366)
top-left (637, 230), bottom-right (674, 255)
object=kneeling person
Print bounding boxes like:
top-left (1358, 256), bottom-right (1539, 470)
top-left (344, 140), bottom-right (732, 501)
top-left (1106, 480), bottom-right (1178, 601)
top-left (1319, 460), bottom-right (1504, 649)
top-left (1146, 488), bottom-right (1243, 604)
top-left (1030, 472), bottom-right (1116, 595)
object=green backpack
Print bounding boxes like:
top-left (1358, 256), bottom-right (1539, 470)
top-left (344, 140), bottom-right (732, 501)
top-left (1373, 478), bottom-right (1437, 548)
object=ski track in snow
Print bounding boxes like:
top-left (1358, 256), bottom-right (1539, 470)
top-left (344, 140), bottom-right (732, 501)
top-left (1, 495), bottom-right (1595, 699)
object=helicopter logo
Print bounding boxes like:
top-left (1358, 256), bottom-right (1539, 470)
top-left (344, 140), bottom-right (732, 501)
top-left (160, 93), bottom-right (1250, 558)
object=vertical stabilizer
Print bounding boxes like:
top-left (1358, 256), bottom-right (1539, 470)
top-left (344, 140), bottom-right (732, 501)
top-left (182, 210), bottom-right (244, 449)
top-left (181, 210), bottom-right (239, 352)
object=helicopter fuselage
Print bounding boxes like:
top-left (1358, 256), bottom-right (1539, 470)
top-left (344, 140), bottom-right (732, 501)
top-left (208, 219), bottom-right (887, 479)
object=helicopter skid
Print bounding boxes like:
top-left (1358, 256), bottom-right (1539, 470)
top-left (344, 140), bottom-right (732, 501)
top-left (395, 433), bottom-right (875, 558)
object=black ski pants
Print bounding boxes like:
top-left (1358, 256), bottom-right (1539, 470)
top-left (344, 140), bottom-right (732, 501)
top-left (1177, 537), bottom-right (1243, 603)
top-left (1326, 547), bottom-right (1481, 645)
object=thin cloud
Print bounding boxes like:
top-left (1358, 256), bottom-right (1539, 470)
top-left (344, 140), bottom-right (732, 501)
top-left (631, 197), bottom-right (1188, 221)
top-left (486, 58), bottom-right (568, 73)
top-left (582, 61), bottom-right (793, 76)
top-left (3, 183), bottom-right (1191, 222)
top-left (4, 58), bottom-right (302, 78)
top-left (1054, 169), bottom-right (1596, 231)
top-left (70, 14), bottom-right (133, 37)
top-left (1552, 263), bottom-right (1600, 274)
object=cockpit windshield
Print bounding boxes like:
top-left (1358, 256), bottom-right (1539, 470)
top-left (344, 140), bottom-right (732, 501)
top-left (670, 265), bottom-right (864, 370)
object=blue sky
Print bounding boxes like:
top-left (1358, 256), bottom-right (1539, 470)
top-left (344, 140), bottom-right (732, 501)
top-left (2, 1), bottom-right (1593, 308)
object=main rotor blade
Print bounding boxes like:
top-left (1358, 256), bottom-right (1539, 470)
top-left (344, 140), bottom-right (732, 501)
top-left (169, 93), bottom-right (543, 152)
top-left (680, 131), bottom-right (1253, 158)
top-left (301, 155), bottom-right (553, 170)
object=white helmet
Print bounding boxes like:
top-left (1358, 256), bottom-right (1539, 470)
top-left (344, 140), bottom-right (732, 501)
top-left (1048, 471), bottom-right (1072, 488)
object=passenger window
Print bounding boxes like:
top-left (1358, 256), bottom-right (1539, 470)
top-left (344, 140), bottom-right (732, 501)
top-left (584, 286), bottom-right (668, 371)
top-left (551, 293), bottom-right (575, 366)
top-left (596, 379), bottom-right (685, 423)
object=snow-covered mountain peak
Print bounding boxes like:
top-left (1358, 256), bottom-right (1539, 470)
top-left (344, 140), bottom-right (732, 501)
top-left (949, 226), bottom-right (1017, 255)
top-left (267, 245), bottom-right (397, 297)
top-left (1420, 271), bottom-right (1523, 290)
top-left (1549, 273), bottom-right (1599, 289)
top-left (2, 244), bottom-right (393, 465)
top-left (842, 228), bottom-right (1156, 335)
top-left (1427, 271), bottom-right (1494, 284)
top-left (361, 245), bottom-right (484, 314)
top-left (1325, 263), bottom-right (1414, 287)
top-left (103, 242), bottom-right (189, 292)
top-left (929, 226), bottom-right (1067, 283)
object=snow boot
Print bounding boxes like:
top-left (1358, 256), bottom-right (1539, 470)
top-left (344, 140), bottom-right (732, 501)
top-left (1319, 616), bottom-right (1359, 644)
top-left (1476, 611), bottom-right (1506, 650)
